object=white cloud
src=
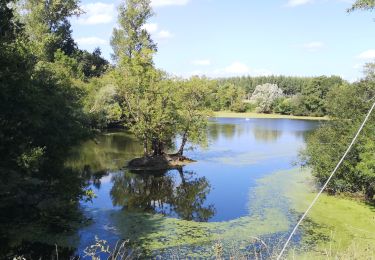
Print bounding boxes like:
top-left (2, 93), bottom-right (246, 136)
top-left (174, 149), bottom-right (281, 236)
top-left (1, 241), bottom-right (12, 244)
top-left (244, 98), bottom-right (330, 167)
top-left (157, 30), bottom-right (173, 39)
top-left (191, 59), bottom-right (211, 66)
top-left (76, 37), bottom-right (107, 45)
top-left (142, 23), bottom-right (159, 33)
top-left (151, 0), bottom-right (190, 7)
top-left (76, 3), bottom-right (115, 25)
top-left (224, 62), bottom-right (251, 74)
top-left (357, 49), bottom-right (375, 60)
top-left (286, 0), bottom-right (314, 7)
top-left (303, 41), bottom-right (324, 51)
top-left (141, 24), bottom-right (173, 41)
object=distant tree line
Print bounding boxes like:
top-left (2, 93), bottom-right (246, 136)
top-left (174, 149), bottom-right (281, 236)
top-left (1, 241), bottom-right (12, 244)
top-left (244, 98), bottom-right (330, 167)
top-left (208, 75), bottom-right (345, 117)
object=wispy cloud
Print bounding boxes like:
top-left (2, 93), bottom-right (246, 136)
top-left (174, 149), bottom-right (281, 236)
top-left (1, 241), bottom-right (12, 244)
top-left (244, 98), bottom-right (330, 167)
top-left (357, 49), bottom-right (375, 60)
top-left (286, 0), bottom-right (314, 7)
top-left (303, 41), bottom-right (324, 51)
top-left (75, 2), bottom-right (115, 25)
top-left (157, 30), bottom-right (173, 39)
top-left (142, 23), bottom-right (159, 34)
top-left (215, 62), bottom-right (272, 77)
top-left (191, 59), bottom-right (211, 66)
top-left (223, 62), bottom-right (251, 74)
top-left (142, 23), bottom-right (173, 40)
top-left (76, 37), bottom-right (107, 45)
top-left (151, 0), bottom-right (190, 7)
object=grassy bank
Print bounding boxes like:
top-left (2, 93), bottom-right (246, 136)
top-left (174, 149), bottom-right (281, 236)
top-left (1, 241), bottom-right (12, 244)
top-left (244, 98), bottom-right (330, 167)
top-left (213, 111), bottom-right (328, 121)
top-left (281, 170), bottom-right (375, 259)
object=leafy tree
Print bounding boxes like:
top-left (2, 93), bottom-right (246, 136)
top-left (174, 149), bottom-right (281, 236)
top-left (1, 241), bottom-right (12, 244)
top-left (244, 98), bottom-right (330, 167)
top-left (111, 0), bottom-right (156, 63)
top-left (110, 0), bottom-right (210, 157)
top-left (111, 0), bottom-right (169, 156)
top-left (175, 77), bottom-right (212, 156)
top-left (300, 76), bottom-right (343, 116)
top-left (304, 72), bottom-right (375, 200)
top-left (20, 0), bottom-right (81, 61)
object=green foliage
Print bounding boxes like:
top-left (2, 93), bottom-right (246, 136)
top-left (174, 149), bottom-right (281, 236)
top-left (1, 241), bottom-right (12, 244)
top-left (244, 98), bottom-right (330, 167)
top-left (300, 76), bottom-right (343, 117)
top-left (273, 97), bottom-right (293, 115)
top-left (75, 48), bottom-right (109, 79)
top-left (208, 82), bottom-right (246, 112)
top-left (110, 0), bottom-right (167, 154)
top-left (304, 71), bottom-right (375, 200)
top-left (218, 75), bottom-right (310, 96)
top-left (111, 0), bottom-right (156, 63)
top-left (175, 77), bottom-right (213, 154)
top-left (20, 0), bottom-right (81, 61)
top-left (84, 71), bottom-right (125, 128)
top-left (348, 0), bottom-right (375, 12)
top-left (107, 0), bottom-right (211, 156)
top-left (211, 75), bottom-right (344, 116)
top-left (0, 2), bottom-right (92, 255)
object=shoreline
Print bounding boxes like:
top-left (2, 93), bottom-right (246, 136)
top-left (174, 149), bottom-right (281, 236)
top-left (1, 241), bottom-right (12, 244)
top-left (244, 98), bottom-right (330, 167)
top-left (212, 111), bottom-right (329, 121)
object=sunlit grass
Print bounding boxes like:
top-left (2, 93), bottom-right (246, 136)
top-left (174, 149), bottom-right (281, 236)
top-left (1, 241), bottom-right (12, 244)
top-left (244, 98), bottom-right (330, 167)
top-left (213, 111), bottom-right (328, 121)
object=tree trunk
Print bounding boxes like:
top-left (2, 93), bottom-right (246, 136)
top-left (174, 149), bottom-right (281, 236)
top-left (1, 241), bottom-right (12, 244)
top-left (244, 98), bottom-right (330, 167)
top-left (365, 187), bottom-right (374, 201)
top-left (143, 139), bottom-right (148, 156)
top-left (177, 132), bottom-right (188, 156)
top-left (152, 138), bottom-right (164, 156)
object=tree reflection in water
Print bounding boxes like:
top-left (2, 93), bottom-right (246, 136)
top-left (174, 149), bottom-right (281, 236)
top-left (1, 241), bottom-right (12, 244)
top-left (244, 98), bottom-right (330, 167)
top-left (110, 168), bottom-right (216, 222)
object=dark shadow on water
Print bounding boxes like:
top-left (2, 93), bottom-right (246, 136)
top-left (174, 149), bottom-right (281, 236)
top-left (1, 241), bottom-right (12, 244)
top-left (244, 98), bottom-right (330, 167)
top-left (0, 165), bottom-right (88, 259)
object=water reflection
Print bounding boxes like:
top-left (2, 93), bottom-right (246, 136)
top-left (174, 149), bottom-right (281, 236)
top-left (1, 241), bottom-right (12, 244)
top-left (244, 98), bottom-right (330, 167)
top-left (252, 126), bottom-right (282, 142)
top-left (207, 122), bottom-right (236, 142)
top-left (66, 131), bottom-right (143, 174)
top-left (110, 168), bottom-right (216, 222)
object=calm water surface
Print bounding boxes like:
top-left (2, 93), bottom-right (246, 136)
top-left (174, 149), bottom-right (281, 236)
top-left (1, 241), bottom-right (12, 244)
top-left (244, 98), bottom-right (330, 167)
top-left (68, 118), bottom-right (320, 257)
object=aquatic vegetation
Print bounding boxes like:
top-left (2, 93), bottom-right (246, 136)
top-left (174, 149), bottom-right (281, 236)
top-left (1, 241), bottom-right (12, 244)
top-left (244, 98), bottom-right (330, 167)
top-left (268, 168), bottom-right (375, 258)
top-left (105, 168), bottom-right (309, 257)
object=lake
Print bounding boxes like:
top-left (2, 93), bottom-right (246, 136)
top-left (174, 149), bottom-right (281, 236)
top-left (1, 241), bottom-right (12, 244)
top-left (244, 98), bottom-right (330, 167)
top-left (67, 117), bottom-right (320, 258)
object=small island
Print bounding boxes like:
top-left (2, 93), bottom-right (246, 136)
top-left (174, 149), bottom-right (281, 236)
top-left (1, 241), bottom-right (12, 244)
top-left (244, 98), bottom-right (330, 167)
top-left (127, 153), bottom-right (195, 171)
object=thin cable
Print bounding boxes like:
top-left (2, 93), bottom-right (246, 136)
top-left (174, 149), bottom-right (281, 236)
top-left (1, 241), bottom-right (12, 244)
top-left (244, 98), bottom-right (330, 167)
top-left (276, 100), bottom-right (375, 260)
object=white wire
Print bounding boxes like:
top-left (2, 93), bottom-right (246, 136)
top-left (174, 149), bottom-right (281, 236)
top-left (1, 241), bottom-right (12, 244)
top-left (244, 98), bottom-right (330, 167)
top-left (276, 100), bottom-right (375, 260)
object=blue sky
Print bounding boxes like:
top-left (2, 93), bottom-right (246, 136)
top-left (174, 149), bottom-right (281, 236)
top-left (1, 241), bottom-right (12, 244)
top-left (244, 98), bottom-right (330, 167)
top-left (70, 0), bottom-right (375, 81)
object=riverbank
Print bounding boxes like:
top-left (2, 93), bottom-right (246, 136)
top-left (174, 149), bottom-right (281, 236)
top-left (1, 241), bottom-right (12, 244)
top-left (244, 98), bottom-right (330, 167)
top-left (213, 111), bottom-right (328, 121)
